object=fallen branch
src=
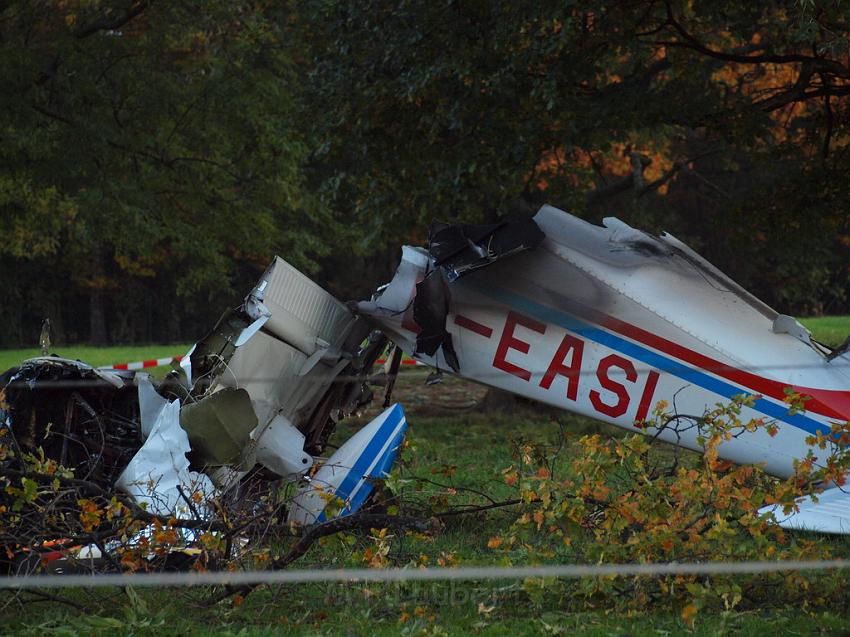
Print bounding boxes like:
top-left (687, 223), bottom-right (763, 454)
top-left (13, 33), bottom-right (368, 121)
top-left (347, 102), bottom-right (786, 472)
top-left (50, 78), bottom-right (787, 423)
top-left (19, 589), bottom-right (87, 612)
top-left (206, 513), bottom-right (438, 605)
top-left (436, 498), bottom-right (522, 518)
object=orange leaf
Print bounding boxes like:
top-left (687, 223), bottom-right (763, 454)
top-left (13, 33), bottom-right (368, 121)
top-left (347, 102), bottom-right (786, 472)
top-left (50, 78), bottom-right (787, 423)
top-left (681, 603), bottom-right (698, 626)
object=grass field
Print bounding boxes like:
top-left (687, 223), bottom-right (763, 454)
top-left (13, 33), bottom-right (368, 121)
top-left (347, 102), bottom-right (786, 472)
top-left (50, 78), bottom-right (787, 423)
top-left (800, 315), bottom-right (850, 347)
top-left (3, 393), bottom-right (850, 635)
top-left (2, 317), bottom-right (850, 634)
top-left (0, 344), bottom-right (191, 374)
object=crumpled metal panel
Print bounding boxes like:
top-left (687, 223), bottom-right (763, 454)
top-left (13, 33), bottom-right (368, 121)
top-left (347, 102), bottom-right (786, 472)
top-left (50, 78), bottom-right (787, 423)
top-left (116, 398), bottom-right (214, 517)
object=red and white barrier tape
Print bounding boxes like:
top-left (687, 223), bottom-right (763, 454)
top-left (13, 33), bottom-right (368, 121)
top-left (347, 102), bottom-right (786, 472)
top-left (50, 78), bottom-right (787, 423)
top-left (99, 355), bottom-right (424, 371)
top-left (374, 359), bottom-right (424, 366)
top-left (99, 356), bottom-right (183, 371)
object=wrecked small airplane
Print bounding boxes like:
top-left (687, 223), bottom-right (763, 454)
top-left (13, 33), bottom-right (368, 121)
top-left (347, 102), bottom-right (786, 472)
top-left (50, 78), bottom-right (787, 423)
top-left (2, 204), bottom-right (850, 555)
top-left (359, 205), bottom-right (850, 532)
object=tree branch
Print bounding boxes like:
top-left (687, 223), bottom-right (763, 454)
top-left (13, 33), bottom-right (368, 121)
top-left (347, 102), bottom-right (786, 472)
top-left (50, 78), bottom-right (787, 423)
top-left (636, 160), bottom-right (683, 197)
top-left (587, 152), bottom-right (652, 204)
top-left (754, 83), bottom-right (850, 112)
top-left (753, 61), bottom-right (815, 112)
top-left (19, 589), bottom-right (88, 613)
top-left (206, 513), bottom-right (438, 605)
top-left (821, 73), bottom-right (834, 160)
top-left (653, 0), bottom-right (850, 94)
top-left (436, 498), bottom-right (522, 518)
top-left (75, 1), bottom-right (152, 39)
top-left (2, 468), bottom-right (233, 535)
top-left (660, 1), bottom-right (810, 65)
top-left (30, 103), bottom-right (75, 126)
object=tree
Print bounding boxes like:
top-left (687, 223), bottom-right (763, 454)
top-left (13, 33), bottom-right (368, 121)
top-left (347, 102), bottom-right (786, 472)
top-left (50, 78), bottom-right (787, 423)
top-left (0, 1), bottom-right (331, 345)
top-left (298, 0), bottom-right (850, 314)
top-left (2, 1), bottom-right (848, 346)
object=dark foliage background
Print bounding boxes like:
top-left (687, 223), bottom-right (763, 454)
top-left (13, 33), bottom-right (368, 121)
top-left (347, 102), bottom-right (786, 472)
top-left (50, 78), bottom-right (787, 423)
top-left (2, 1), bottom-right (849, 347)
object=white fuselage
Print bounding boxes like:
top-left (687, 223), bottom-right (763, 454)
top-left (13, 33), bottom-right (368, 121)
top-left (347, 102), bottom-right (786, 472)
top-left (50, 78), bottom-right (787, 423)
top-left (358, 206), bottom-right (850, 478)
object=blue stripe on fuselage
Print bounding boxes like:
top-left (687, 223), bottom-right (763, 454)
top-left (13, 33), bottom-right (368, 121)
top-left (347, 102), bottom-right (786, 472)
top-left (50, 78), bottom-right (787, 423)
top-left (475, 285), bottom-right (829, 437)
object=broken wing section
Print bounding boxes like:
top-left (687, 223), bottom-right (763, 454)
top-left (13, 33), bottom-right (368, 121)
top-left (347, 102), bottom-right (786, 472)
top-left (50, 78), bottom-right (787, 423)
top-left (116, 397), bottom-right (214, 517)
top-left (289, 403), bottom-right (407, 524)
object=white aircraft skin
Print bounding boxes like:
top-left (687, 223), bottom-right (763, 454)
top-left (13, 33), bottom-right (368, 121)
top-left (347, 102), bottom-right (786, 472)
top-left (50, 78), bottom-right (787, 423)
top-left (358, 206), bottom-right (850, 482)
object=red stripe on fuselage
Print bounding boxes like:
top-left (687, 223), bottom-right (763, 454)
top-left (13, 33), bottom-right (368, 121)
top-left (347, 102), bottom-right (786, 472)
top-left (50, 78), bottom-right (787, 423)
top-left (454, 314), bottom-right (494, 338)
top-left (595, 312), bottom-right (850, 422)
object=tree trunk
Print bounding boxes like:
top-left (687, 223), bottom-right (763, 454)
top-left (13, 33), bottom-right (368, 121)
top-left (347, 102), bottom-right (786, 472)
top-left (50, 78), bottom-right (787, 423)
top-left (89, 287), bottom-right (108, 345)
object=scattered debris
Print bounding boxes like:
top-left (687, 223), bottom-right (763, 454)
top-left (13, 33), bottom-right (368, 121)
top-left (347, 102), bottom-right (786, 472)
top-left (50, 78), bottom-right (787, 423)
top-left (0, 257), bottom-right (398, 571)
top-left (1, 357), bottom-right (142, 491)
top-left (289, 403), bottom-right (408, 525)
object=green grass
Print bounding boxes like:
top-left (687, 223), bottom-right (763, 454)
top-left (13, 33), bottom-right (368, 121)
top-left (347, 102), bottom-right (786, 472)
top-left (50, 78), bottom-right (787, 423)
top-left (0, 344), bottom-right (191, 374)
top-left (4, 594), bottom-right (847, 636)
top-left (800, 315), bottom-right (850, 347)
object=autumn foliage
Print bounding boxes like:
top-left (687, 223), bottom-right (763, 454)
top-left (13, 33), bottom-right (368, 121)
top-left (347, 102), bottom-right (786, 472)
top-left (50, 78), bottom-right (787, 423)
top-left (488, 396), bottom-right (850, 622)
